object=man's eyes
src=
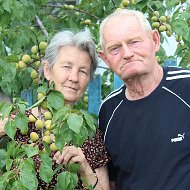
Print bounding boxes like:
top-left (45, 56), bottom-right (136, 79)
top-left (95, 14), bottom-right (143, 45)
top-left (128, 40), bottom-right (142, 48)
top-left (109, 46), bottom-right (120, 55)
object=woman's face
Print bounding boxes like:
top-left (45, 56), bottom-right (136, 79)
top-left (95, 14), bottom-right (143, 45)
top-left (44, 46), bottom-right (92, 106)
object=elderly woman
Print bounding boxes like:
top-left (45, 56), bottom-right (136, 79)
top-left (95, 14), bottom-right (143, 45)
top-left (0, 29), bottom-right (110, 190)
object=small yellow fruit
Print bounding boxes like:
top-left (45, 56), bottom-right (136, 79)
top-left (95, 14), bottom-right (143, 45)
top-left (152, 22), bottom-right (160, 28)
top-left (44, 111), bottom-right (52, 120)
top-left (30, 69), bottom-right (38, 79)
top-left (151, 16), bottom-right (158, 22)
top-left (158, 25), bottom-right (166, 32)
top-left (84, 19), bottom-right (91, 25)
top-left (75, 11), bottom-right (80, 16)
top-left (30, 132), bottom-right (39, 142)
top-left (30, 26), bottom-right (35, 31)
top-left (44, 120), bottom-right (53, 130)
top-left (33, 78), bottom-right (39, 85)
top-left (39, 41), bottom-right (47, 50)
top-left (156, 56), bottom-right (161, 63)
top-left (29, 114), bottom-right (37, 123)
top-left (118, 3), bottom-right (125, 8)
top-left (22, 54), bottom-right (31, 63)
top-left (41, 100), bottom-right (48, 110)
top-left (68, 5), bottom-right (74, 9)
top-left (34, 61), bottom-right (40, 69)
top-left (165, 24), bottom-right (171, 30)
top-left (153, 11), bottom-right (160, 17)
top-left (122, 0), bottom-right (129, 7)
top-left (176, 35), bottom-right (182, 42)
top-left (130, 0), bottom-right (136, 4)
top-left (20, 128), bottom-right (28, 135)
top-left (42, 135), bottom-right (52, 144)
top-left (18, 61), bottom-right (26, 69)
top-left (159, 16), bottom-right (167, 23)
top-left (50, 143), bottom-right (58, 151)
top-left (83, 96), bottom-right (88, 103)
top-left (63, 4), bottom-right (68, 9)
top-left (166, 30), bottom-right (172, 37)
top-left (44, 130), bottom-right (50, 136)
top-left (38, 92), bottom-right (45, 100)
top-left (35, 119), bottom-right (44, 130)
top-left (31, 45), bottom-right (38, 54)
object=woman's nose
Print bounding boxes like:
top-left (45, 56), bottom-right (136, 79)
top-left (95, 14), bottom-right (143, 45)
top-left (68, 69), bottom-right (79, 82)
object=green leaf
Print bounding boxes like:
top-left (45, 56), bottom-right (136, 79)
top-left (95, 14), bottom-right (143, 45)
top-left (1, 103), bottom-right (13, 118)
top-left (0, 12), bottom-right (11, 28)
top-left (20, 158), bottom-right (38, 190)
top-left (11, 180), bottom-right (28, 190)
top-left (14, 113), bottom-right (28, 133)
top-left (81, 110), bottom-right (96, 130)
top-left (12, 1), bottom-right (24, 19)
top-left (23, 145), bottom-right (39, 158)
top-left (56, 171), bottom-right (78, 190)
top-left (37, 83), bottom-right (48, 94)
top-left (6, 158), bottom-right (13, 171)
top-left (2, 0), bottom-right (13, 13)
top-left (65, 163), bottom-right (80, 173)
top-left (0, 172), bottom-right (9, 189)
top-left (4, 120), bottom-right (16, 140)
top-left (47, 90), bottom-right (64, 110)
top-left (0, 149), bottom-right (6, 169)
top-left (52, 105), bottom-right (71, 124)
top-left (39, 154), bottom-right (54, 183)
top-left (67, 113), bottom-right (83, 133)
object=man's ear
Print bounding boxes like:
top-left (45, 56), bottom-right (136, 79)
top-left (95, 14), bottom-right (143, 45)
top-left (152, 30), bottom-right (160, 52)
top-left (99, 50), bottom-right (110, 67)
top-left (43, 61), bottom-right (51, 81)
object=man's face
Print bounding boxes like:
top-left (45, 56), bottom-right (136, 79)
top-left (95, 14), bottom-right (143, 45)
top-left (99, 15), bottom-right (160, 81)
top-left (44, 46), bottom-right (91, 106)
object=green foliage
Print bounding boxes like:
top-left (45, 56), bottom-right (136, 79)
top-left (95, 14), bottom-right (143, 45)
top-left (0, 80), bottom-right (97, 189)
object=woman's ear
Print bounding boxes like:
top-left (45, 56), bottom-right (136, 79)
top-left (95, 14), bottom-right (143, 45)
top-left (43, 61), bottom-right (51, 81)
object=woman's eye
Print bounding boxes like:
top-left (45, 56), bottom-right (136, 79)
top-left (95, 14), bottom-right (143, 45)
top-left (62, 65), bottom-right (72, 69)
top-left (79, 70), bottom-right (88, 75)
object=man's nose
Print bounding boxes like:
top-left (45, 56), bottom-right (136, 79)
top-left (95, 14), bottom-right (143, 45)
top-left (121, 44), bottom-right (134, 59)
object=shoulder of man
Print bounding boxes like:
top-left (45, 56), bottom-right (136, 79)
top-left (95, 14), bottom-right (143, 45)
top-left (164, 66), bottom-right (190, 83)
top-left (163, 66), bottom-right (190, 102)
top-left (98, 85), bottom-right (125, 133)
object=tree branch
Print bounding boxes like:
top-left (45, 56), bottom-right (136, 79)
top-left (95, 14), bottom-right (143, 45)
top-left (35, 15), bottom-right (48, 37)
top-left (110, 0), bottom-right (117, 9)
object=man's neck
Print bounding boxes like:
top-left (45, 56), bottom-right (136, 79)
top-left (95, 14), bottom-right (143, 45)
top-left (125, 65), bottom-right (163, 100)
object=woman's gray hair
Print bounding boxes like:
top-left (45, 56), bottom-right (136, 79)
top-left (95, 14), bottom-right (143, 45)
top-left (43, 28), bottom-right (98, 79)
top-left (99, 9), bottom-right (152, 48)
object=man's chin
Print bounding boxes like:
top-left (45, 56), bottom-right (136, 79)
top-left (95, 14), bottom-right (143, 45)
top-left (121, 70), bottom-right (139, 80)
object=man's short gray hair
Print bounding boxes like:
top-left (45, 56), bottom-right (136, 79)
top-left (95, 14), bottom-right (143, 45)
top-left (99, 9), bottom-right (152, 48)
